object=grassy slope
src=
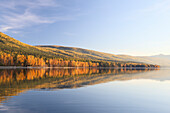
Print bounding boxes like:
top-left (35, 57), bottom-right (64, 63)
top-left (37, 45), bottom-right (125, 61)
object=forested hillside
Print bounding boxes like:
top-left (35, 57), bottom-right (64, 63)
top-left (0, 32), bottom-right (159, 67)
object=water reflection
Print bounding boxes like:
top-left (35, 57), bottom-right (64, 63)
top-left (0, 68), bottom-right (158, 104)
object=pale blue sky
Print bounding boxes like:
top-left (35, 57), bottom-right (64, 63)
top-left (1, 0), bottom-right (170, 56)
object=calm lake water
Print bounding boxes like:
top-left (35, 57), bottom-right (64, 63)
top-left (0, 68), bottom-right (170, 113)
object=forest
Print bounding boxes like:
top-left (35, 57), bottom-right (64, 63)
top-left (0, 53), bottom-right (160, 68)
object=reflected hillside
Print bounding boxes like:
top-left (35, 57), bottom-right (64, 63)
top-left (0, 68), bottom-right (158, 103)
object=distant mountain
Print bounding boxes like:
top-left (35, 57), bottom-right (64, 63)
top-left (136, 56), bottom-right (170, 66)
top-left (0, 32), bottom-right (167, 66)
top-left (151, 54), bottom-right (170, 60)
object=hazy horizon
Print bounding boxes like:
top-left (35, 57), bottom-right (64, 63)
top-left (1, 0), bottom-right (170, 56)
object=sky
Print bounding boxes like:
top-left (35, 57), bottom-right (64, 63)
top-left (0, 0), bottom-right (170, 56)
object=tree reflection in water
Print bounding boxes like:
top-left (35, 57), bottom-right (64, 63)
top-left (0, 68), bottom-right (159, 103)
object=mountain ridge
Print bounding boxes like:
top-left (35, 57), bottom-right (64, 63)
top-left (151, 54), bottom-right (170, 60)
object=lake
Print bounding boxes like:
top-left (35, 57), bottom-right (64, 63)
top-left (0, 67), bottom-right (170, 113)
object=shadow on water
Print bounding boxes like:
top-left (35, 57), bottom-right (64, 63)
top-left (0, 68), bottom-right (159, 103)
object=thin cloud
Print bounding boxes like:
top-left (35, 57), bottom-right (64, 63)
top-left (0, 0), bottom-right (73, 32)
top-left (0, 11), bottom-right (54, 32)
top-left (0, 0), bottom-right (59, 10)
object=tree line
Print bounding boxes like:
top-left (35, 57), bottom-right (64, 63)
top-left (0, 53), bottom-right (160, 68)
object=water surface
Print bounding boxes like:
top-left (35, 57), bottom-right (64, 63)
top-left (0, 68), bottom-right (169, 113)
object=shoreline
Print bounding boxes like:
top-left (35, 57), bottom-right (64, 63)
top-left (0, 66), bottom-right (160, 69)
